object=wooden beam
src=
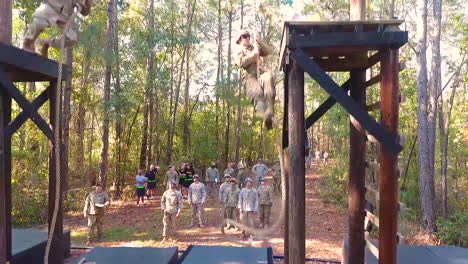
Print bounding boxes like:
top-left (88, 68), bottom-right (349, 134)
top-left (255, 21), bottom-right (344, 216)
top-left (283, 64), bottom-right (289, 263)
top-left (366, 240), bottom-right (379, 259)
top-left (291, 48), bottom-right (402, 154)
top-left (5, 86), bottom-right (50, 137)
top-left (283, 64), bottom-right (290, 149)
top-left (305, 80), bottom-right (350, 129)
top-left (378, 48), bottom-right (400, 264)
top-left (0, 69), bottom-right (55, 143)
top-left (289, 32), bottom-right (408, 50)
top-left (0, 42), bottom-right (69, 82)
top-left (365, 209), bottom-right (380, 228)
top-left (288, 61), bottom-right (305, 264)
top-left (0, 87), bottom-right (12, 263)
top-left (347, 68), bottom-right (367, 264)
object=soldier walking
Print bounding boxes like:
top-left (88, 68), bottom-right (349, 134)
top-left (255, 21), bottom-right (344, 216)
top-left (224, 163), bottom-right (235, 178)
top-left (135, 169), bottom-right (147, 206)
top-left (146, 164), bottom-right (159, 199)
top-left (234, 30), bottom-right (276, 129)
top-left (161, 182), bottom-right (183, 242)
top-left (205, 162), bottom-right (219, 197)
top-left (224, 178), bottom-right (240, 230)
top-left (257, 179), bottom-right (274, 228)
top-left (83, 183), bottom-right (110, 245)
top-left (238, 160), bottom-right (247, 188)
top-left (238, 178), bottom-right (258, 239)
top-left (188, 175), bottom-right (207, 227)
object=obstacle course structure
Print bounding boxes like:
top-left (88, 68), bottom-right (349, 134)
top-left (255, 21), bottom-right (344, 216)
top-left (279, 20), bottom-right (408, 264)
top-left (0, 42), bottom-right (69, 264)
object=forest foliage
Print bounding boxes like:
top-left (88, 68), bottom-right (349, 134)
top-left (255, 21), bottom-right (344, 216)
top-left (8, 0), bottom-right (467, 246)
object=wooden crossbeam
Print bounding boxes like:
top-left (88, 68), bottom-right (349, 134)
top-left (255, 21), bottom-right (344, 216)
top-left (365, 209), bottom-right (380, 228)
top-left (366, 239), bottom-right (379, 259)
top-left (0, 69), bottom-right (55, 143)
top-left (305, 80), bottom-right (350, 129)
top-left (292, 48), bottom-right (402, 154)
top-left (4, 86), bottom-right (50, 138)
top-left (290, 31), bottom-right (408, 50)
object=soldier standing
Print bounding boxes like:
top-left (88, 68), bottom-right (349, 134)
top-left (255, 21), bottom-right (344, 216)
top-left (188, 175), bottom-right (207, 227)
top-left (224, 178), bottom-right (240, 230)
top-left (23, 0), bottom-right (92, 55)
top-left (238, 178), bottom-right (258, 239)
top-left (237, 160), bottom-right (247, 188)
top-left (146, 164), bottom-right (159, 199)
top-left (205, 162), bottom-right (220, 197)
top-left (83, 183), bottom-right (110, 245)
top-left (224, 163), bottom-right (235, 178)
top-left (272, 161), bottom-right (281, 193)
top-left (161, 182), bottom-right (183, 242)
top-left (252, 159), bottom-right (268, 188)
top-left (234, 30), bottom-right (276, 129)
top-left (219, 174), bottom-right (232, 224)
top-left (257, 179), bottom-right (274, 228)
top-left (135, 169), bottom-right (147, 206)
top-left (165, 165), bottom-right (179, 189)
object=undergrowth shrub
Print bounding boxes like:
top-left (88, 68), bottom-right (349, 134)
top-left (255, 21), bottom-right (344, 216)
top-left (317, 154), bottom-right (348, 207)
top-left (436, 212), bottom-right (467, 247)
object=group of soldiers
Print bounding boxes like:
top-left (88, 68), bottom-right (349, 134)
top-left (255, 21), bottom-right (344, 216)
top-left (83, 159), bottom-right (282, 244)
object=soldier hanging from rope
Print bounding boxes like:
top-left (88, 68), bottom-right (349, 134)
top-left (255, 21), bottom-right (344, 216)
top-left (234, 30), bottom-right (276, 130)
top-left (22, 0), bottom-right (92, 56)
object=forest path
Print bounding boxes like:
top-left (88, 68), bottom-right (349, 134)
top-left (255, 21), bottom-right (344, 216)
top-left (64, 166), bottom-right (346, 262)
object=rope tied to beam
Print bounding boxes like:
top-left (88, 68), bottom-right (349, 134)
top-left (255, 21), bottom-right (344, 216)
top-left (44, 8), bottom-right (77, 264)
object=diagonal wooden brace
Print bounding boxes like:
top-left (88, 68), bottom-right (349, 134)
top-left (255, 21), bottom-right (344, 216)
top-left (291, 48), bottom-right (402, 154)
top-left (0, 69), bottom-right (55, 143)
top-left (4, 86), bottom-right (50, 138)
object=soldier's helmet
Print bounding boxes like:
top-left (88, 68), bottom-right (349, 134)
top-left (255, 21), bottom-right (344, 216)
top-left (230, 178), bottom-right (237, 184)
top-left (193, 174), bottom-right (200, 180)
top-left (245, 177), bottom-right (253, 183)
top-left (236, 30), bottom-right (250, 44)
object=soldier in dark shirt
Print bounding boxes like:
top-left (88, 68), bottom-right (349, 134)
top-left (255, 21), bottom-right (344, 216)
top-left (146, 164), bottom-right (159, 199)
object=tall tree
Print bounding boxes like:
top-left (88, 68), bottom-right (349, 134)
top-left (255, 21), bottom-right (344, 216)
top-left (99, 0), bottom-right (117, 188)
top-left (76, 49), bottom-right (90, 185)
top-left (62, 47), bottom-right (73, 198)
top-left (234, 0), bottom-right (245, 170)
top-left (113, 0), bottom-right (123, 197)
top-left (223, 1), bottom-right (234, 166)
top-left (416, 0), bottom-right (436, 232)
top-left (0, 0), bottom-right (12, 44)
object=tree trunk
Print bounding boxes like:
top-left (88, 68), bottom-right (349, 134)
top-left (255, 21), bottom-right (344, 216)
top-left (99, 0), bottom-right (116, 188)
top-left (416, 0), bottom-right (436, 232)
top-left (0, 0), bottom-right (12, 44)
top-left (62, 47), bottom-right (72, 198)
top-left (234, 0), bottom-right (244, 170)
top-left (224, 6), bottom-right (233, 166)
top-left (215, 0), bottom-right (223, 143)
top-left (140, 97), bottom-right (149, 169)
top-left (183, 30), bottom-right (191, 153)
top-left (113, 0), bottom-right (123, 198)
top-left (77, 50), bottom-right (90, 185)
top-left (167, 0), bottom-right (197, 163)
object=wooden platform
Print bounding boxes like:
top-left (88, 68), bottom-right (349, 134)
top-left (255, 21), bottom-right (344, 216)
top-left (178, 245), bottom-right (273, 264)
top-left (0, 42), bottom-right (69, 82)
top-left (279, 20), bottom-right (407, 71)
top-left (72, 247), bottom-right (178, 264)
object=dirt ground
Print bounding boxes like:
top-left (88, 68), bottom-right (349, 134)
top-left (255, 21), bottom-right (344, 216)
top-left (64, 167), bottom-right (346, 263)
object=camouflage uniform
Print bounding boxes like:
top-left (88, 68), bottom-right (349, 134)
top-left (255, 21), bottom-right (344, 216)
top-left (235, 31), bottom-right (276, 129)
top-left (219, 178), bottom-right (231, 222)
top-left (273, 164), bottom-right (281, 192)
top-left (257, 184), bottom-right (274, 227)
top-left (23, 0), bottom-right (92, 53)
top-left (83, 190), bottom-right (110, 241)
top-left (161, 188), bottom-right (183, 239)
top-left (224, 184), bottom-right (240, 226)
top-left (224, 167), bottom-right (235, 178)
top-left (205, 166), bottom-right (219, 197)
top-left (188, 182), bottom-right (207, 226)
top-left (238, 186), bottom-right (258, 237)
top-left (252, 163), bottom-right (268, 188)
top-left (165, 170), bottom-right (179, 189)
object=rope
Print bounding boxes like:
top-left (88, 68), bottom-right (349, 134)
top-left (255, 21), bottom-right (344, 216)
top-left (44, 9), bottom-right (77, 264)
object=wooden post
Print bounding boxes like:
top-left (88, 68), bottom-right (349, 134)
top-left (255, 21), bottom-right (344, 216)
top-left (288, 61), bottom-right (305, 264)
top-left (379, 49), bottom-right (399, 264)
top-left (348, 69), bottom-right (367, 264)
top-left (48, 81), bottom-right (64, 264)
top-left (0, 88), bottom-right (12, 263)
top-left (283, 64), bottom-right (289, 264)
